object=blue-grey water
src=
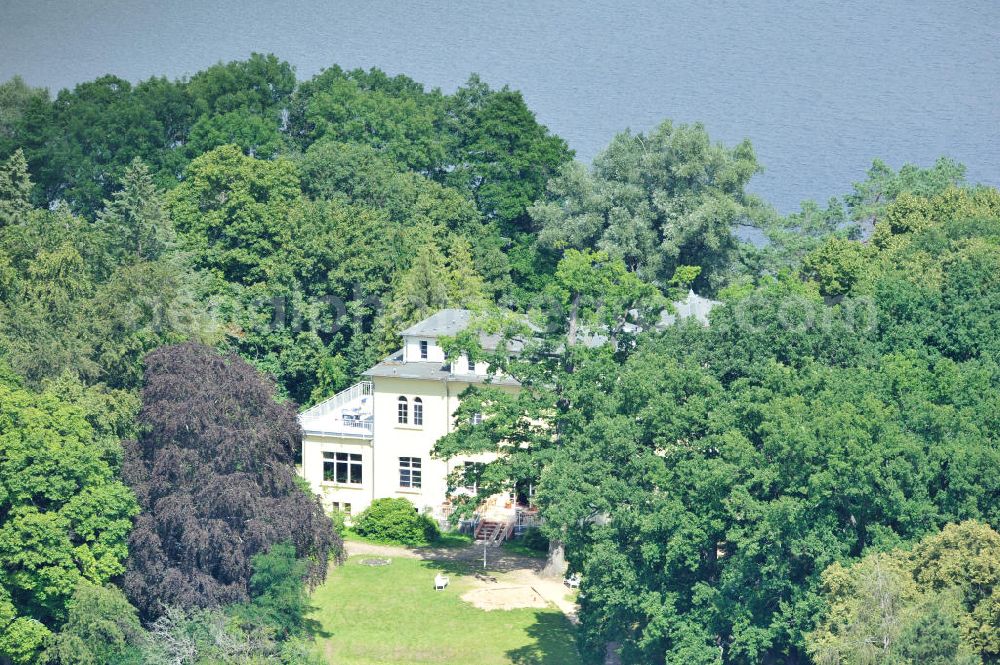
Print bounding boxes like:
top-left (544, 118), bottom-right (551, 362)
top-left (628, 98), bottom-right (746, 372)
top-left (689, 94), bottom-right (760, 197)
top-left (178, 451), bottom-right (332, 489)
top-left (1, 0), bottom-right (997, 213)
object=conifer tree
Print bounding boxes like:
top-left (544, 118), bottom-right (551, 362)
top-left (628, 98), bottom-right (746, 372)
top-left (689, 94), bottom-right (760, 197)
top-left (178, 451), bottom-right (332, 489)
top-left (384, 240), bottom-right (451, 332)
top-left (445, 235), bottom-right (487, 308)
top-left (0, 149), bottom-right (32, 227)
top-left (95, 158), bottom-right (173, 267)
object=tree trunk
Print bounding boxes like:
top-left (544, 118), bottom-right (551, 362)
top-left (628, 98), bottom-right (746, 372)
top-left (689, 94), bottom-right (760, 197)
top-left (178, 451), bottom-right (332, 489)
top-left (540, 538), bottom-right (568, 578)
top-left (566, 292), bottom-right (580, 350)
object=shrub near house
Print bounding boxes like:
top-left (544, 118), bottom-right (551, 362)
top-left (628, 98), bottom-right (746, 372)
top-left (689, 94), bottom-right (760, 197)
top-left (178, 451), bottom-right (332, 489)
top-left (353, 498), bottom-right (441, 547)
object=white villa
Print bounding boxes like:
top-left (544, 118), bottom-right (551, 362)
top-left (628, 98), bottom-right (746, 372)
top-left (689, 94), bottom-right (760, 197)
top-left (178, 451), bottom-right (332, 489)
top-left (298, 309), bottom-right (520, 526)
top-left (299, 295), bottom-right (719, 536)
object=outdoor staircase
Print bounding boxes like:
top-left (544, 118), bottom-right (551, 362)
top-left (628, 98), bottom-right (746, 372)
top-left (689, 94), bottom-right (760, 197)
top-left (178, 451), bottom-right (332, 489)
top-left (475, 519), bottom-right (512, 547)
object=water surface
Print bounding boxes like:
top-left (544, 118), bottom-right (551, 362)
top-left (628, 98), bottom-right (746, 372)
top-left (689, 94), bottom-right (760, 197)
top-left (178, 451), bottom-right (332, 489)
top-left (1, 0), bottom-right (997, 212)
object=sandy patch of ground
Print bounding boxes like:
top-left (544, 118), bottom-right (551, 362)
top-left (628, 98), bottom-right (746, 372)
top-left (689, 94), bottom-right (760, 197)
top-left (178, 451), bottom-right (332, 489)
top-left (505, 569), bottom-right (579, 621)
top-left (343, 539), bottom-right (579, 622)
top-left (461, 585), bottom-right (548, 611)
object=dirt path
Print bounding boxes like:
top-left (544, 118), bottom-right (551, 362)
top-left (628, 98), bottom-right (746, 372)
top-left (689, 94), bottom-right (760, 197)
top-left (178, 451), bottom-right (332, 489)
top-left (344, 540), bottom-right (579, 621)
top-left (346, 539), bottom-right (545, 570)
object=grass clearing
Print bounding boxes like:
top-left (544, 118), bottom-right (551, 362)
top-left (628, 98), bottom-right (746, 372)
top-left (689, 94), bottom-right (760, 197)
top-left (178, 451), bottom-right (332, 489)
top-left (501, 538), bottom-right (548, 559)
top-left (340, 528), bottom-right (474, 549)
top-left (309, 556), bottom-right (581, 664)
top-left (434, 531), bottom-right (476, 548)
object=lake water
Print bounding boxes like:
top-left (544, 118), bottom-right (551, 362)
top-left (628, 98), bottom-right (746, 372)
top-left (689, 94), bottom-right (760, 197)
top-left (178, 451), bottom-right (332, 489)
top-left (1, 0), bottom-right (997, 213)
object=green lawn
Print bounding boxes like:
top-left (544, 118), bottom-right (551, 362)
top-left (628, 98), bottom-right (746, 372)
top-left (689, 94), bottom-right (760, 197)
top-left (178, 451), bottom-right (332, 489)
top-left (340, 528), bottom-right (474, 549)
top-left (501, 539), bottom-right (548, 559)
top-left (309, 556), bottom-right (581, 664)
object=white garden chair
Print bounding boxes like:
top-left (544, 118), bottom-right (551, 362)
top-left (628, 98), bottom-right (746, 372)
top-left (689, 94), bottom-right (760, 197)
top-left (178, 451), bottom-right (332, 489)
top-left (434, 573), bottom-right (449, 590)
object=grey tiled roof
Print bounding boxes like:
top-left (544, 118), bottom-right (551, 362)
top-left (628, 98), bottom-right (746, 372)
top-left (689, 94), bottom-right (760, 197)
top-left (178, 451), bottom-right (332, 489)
top-left (362, 349), bottom-right (520, 386)
top-left (399, 309), bottom-right (474, 337)
top-left (380, 293), bottom-right (719, 385)
top-left (398, 308), bottom-right (528, 352)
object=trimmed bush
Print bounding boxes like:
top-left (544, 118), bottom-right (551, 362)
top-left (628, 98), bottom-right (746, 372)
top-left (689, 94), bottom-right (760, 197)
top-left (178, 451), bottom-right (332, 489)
top-left (352, 498), bottom-right (440, 547)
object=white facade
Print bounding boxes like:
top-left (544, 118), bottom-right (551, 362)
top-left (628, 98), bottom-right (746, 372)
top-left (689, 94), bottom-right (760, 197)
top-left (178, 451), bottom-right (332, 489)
top-left (299, 310), bottom-right (517, 520)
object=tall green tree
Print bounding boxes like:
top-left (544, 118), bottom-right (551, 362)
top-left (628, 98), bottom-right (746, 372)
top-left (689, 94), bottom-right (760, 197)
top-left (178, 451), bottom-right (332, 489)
top-left (122, 343), bottom-right (340, 621)
top-left (531, 120), bottom-right (767, 290)
top-left (0, 76), bottom-right (48, 157)
top-left (0, 381), bottom-right (139, 664)
top-left (95, 158), bottom-right (174, 268)
top-left (0, 149), bottom-right (32, 227)
top-left (167, 144), bottom-right (302, 284)
top-left (801, 236), bottom-right (872, 297)
top-left (186, 53), bottom-right (295, 116)
top-left (298, 138), bottom-right (512, 296)
top-left (444, 75), bottom-right (573, 233)
top-left (377, 236), bottom-right (491, 353)
top-left (186, 108), bottom-right (285, 159)
top-left (239, 542), bottom-right (316, 640)
top-left (290, 66), bottom-right (447, 172)
top-left (41, 582), bottom-right (144, 665)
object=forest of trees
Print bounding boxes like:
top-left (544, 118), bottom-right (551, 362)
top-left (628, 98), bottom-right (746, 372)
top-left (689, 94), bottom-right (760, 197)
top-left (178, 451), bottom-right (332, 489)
top-left (0, 54), bottom-right (997, 664)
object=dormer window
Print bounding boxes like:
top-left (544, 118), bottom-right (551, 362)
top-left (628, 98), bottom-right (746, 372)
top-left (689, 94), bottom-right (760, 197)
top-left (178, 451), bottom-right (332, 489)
top-left (466, 356), bottom-right (475, 373)
top-left (419, 340), bottom-right (429, 359)
top-left (397, 396), bottom-right (408, 424)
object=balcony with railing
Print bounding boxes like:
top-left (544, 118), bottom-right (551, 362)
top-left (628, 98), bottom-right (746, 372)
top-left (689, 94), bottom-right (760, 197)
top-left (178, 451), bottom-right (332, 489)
top-left (299, 381), bottom-right (374, 439)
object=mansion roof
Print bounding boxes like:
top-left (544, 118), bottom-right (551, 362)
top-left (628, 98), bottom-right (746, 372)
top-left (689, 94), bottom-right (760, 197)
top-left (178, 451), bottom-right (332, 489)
top-left (362, 348), bottom-right (520, 386)
top-left (399, 309), bottom-right (475, 338)
top-left (374, 292), bottom-right (720, 384)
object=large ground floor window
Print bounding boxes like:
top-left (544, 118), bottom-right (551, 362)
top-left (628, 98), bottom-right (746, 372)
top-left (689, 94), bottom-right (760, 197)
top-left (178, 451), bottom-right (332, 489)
top-left (324, 451), bottom-right (362, 484)
top-left (399, 456), bottom-right (422, 489)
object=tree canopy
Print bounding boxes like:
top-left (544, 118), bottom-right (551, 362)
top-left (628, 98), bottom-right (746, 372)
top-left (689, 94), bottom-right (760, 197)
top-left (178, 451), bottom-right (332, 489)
top-left (437, 172), bottom-right (1000, 663)
top-left (0, 376), bottom-right (139, 663)
top-left (809, 521), bottom-right (1000, 664)
top-left (1, 54), bottom-right (997, 665)
top-left (531, 120), bottom-right (766, 291)
top-left (122, 343), bottom-right (340, 621)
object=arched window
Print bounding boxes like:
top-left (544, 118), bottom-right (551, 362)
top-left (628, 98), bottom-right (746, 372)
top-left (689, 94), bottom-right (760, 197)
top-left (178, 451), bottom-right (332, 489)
top-left (397, 396), bottom-right (408, 424)
top-left (413, 397), bottom-right (423, 426)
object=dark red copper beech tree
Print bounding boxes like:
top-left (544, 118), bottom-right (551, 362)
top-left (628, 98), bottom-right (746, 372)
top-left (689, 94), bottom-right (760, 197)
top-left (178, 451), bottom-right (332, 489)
top-left (122, 343), bottom-right (341, 620)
